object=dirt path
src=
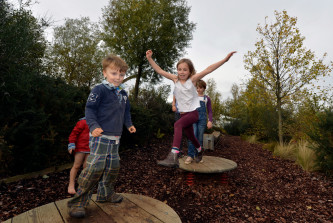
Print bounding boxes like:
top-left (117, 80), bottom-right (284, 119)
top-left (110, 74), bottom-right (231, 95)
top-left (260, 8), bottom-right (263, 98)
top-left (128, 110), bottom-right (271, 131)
top-left (1, 135), bottom-right (332, 222)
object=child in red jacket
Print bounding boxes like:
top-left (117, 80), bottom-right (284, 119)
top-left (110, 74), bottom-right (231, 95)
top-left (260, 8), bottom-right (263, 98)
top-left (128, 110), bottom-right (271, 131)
top-left (68, 117), bottom-right (90, 194)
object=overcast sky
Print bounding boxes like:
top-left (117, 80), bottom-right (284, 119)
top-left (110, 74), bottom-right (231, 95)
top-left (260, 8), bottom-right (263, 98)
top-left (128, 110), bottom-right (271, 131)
top-left (10, 0), bottom-right (333, 100)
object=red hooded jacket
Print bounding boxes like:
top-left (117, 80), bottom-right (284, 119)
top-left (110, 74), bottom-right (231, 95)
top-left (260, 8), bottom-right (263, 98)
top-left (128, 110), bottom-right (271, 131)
top-left (68, 119), bottom-right (90, 153)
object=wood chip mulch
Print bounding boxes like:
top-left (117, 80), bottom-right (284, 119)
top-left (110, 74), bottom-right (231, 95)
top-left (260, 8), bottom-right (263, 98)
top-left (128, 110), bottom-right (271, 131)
top-left (1, 135), bottom-right (332, 222)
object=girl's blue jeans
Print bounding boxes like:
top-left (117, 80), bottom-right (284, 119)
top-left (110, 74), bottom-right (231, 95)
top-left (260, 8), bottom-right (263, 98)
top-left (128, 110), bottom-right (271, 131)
top-left (188, 100), bottom-right (207, 158)
top-left (188, 118), bottom-right (206, 158)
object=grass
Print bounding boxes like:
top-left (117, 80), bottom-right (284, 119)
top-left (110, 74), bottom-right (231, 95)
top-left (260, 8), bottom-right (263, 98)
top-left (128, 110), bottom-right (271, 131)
top-left (241, 135), bottom-right (319, 173)
top-left (295, 140), bottom-right (319, 172)
top-left (273, 142), bottom-right (297, 160)
top-left (271, 140), bottom-right (319, 172)
top-left (262, 142), bottom-right (277, 152)
top-left (243, 135), bottom-right (258, 144)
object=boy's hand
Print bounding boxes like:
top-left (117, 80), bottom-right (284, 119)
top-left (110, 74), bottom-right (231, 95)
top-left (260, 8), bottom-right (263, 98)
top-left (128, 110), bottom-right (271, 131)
top-left (146, 50), bottom-right (153, 59)
top-left (128, 126), bottom-right (136, 133)
top-left (172, 105), bottom-right (177, 112)
top-left (68, 149), bottom-right (74, 154)
top-left (92, 128), bottom-right (103, 137)
top-left (207, 121), bottom-right (213, 129)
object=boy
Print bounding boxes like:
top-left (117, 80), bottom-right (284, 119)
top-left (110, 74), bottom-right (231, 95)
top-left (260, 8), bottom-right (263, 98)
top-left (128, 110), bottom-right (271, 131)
top-left (185, 80), bottom-right (213, 164)
top-left (68, 54), bottom-right (136, 218)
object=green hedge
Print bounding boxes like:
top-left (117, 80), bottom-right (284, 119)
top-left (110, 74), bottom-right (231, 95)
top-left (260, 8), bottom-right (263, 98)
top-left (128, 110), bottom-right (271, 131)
top-left (0, 80), bottom-right (175, 177)
top-left (307, 109), bottom-right (333, 176)
top-left (0, 75), bottom-right (89, 177)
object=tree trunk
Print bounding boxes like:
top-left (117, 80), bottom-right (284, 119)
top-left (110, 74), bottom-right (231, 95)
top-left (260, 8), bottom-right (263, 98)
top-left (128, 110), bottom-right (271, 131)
top-left (277, 97), bottom-right (283, 144)
top-left (133, 65), bottom-right (143, 100)
top-left (276, 53), bottom-right (283, 144)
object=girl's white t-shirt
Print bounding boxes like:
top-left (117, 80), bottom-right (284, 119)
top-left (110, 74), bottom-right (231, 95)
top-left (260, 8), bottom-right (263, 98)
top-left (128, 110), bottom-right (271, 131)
top-left (174, 79), bottom-right (200, 112)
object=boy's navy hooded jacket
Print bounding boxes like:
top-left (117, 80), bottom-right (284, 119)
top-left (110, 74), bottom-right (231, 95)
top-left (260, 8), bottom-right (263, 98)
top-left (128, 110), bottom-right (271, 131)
top-left (85, 82), bottom-right (132, 136)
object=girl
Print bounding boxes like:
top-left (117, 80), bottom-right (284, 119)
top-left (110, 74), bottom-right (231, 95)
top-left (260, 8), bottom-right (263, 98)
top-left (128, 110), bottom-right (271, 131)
top-left (67, 117), bottom-right (90, 194)
top-left (146, 50), bottom-right (236, 168)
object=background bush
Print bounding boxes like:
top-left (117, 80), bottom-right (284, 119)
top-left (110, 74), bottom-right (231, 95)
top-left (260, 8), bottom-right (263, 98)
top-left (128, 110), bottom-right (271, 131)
top-left (0, 75), bottom-right (89, 177)
top-left (120, 85), bottom-right (174, 150)
top-left (307, 109), bottom-right (333, 176)
top-left (0, 2), bottom-right (64, 177)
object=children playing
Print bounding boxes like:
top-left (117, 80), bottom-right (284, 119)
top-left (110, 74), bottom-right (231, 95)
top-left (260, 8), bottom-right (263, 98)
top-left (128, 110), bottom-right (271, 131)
top-left (185, 80), bottom-right (213, 164)
top-left (67, 117), bottom-right (90, 194)
top-left (68, 54), bottom-right (136, 218)
top-left (146, 49), bottom-right (236, 168)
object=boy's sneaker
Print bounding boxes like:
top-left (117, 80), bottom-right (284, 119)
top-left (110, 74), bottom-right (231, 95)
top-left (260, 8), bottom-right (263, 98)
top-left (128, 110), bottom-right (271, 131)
top-left (69, 206), bottom-right (86, 218)
top-left (96, 193), bottom-right (123, 203)
top-left (184, 156), bottom-right (193, 165)
top-left (157, 152), bottom-right (179, 168)
top-left (195, 148), bottom-right (205, 163)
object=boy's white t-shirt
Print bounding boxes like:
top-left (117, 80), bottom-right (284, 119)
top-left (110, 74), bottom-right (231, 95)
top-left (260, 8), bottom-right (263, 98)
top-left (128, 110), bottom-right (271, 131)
top-left (174, 79), bottom-right (200, 112)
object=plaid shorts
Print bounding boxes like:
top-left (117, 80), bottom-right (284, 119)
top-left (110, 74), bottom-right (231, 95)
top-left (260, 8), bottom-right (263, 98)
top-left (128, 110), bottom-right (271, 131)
top-left (68, 136), bottom-right (120, 208)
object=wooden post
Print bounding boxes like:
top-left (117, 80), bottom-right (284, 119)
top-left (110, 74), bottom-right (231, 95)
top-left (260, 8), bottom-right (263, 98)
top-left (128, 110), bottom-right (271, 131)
top-left (203, 133), bottom-right (214, 150)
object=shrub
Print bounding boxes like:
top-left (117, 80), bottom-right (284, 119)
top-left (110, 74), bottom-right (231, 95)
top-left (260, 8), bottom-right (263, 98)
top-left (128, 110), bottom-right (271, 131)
top-left (120, 85), bottom-right (174, 149)
top-left (245, 135), bottom-right (258, 144)
top-left (262, 142), bottom-right (277, 152)
top-left (1, 76), bottom-right (89, 177)
top-left (224, 118), bottom-right (249, 136)
top-left (0, 2), bottom-right (90, 177)
top-left (307, 109), bottom-right (333, 176)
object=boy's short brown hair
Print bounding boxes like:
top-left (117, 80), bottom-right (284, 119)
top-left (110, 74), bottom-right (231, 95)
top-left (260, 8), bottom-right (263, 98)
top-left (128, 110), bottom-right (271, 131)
top-left (196, 80), bottom-right (207, 89)
top-left (102, 54), bottom-right (128, 72)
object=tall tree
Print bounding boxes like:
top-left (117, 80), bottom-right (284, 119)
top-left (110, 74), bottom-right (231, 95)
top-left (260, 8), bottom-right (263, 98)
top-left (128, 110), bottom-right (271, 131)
top-left (0, 0), bottom-right (46, 77)
top-left (244, 10), bottom-right (332, 144)
top-left (101, 0), bottom-right (195, 99)
top-left (46, 17), bottom-right (106, 87)
top-left (0, 0), bottom-right (47, 122)
top-left (205, 78), bottom-right (224, 125)
top-left (241, 78), bottom-right (278, 139)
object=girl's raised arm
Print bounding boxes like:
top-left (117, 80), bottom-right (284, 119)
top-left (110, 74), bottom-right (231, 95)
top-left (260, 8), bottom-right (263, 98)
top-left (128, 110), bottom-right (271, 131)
top-left (191, 51), bottom-right (237, 82)
top-left (146, 50), bottom-right (177, 82)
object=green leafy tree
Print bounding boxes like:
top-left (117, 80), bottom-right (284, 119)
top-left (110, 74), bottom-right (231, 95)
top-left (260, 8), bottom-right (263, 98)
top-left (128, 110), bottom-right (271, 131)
top-left (0, 0), bottom-right (47, 175)
top-left (121, 84), bottom-right (173, 147)
top-left (46, 17), bottom-right (106, 87)
top-left (205, 79), bottom-right (224, 126)
top-left (0, 1), bottom-right (90, 176)
top-left (223, 79), bottom-right (278, 139)
top-left (241, 78), bottom-right (278, 139)
top-left (244, 10), bottom-right (332, 144)
top-left (101, 0), bottom-right (195, 99)
top-left (0, 0), bottom-right (46, 78)
top-left (285, 93), bottom-right (321, 141)
top-left (223, 84), bottom-right (244, 120)
top-left (0, 0), bottom-right (47, 125)
top-left (222, 84), bottom-right (247, 135)
top-left (307, 109), bottom-right (333, 176)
